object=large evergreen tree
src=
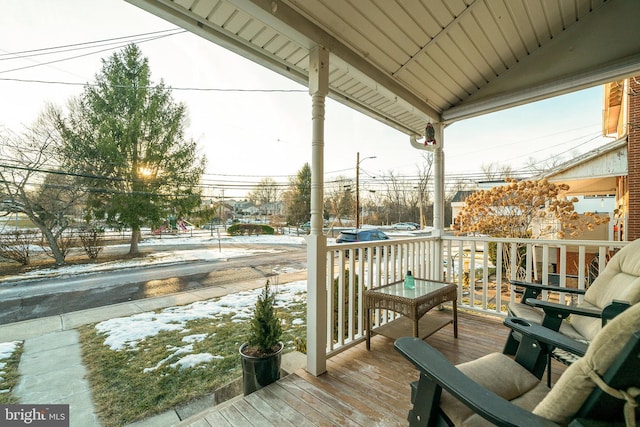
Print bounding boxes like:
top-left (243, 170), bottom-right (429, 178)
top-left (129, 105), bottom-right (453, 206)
top-left (59, 44), bottom-right (205, 254)
top-left (285, 163), bottom-right (311, 226)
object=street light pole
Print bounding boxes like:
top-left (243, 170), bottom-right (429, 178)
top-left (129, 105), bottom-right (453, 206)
top-left (356, 152), bottom-right (360, 229)
top-left (356, 152), bottom-right (376, 229)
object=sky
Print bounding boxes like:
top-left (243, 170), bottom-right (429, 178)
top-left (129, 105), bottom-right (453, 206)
top-left (0, 0), bottom-right (614, 199)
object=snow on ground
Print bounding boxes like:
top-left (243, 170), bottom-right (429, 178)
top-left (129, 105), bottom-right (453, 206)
top-left (96, 280), bottom-right (307, 352)
top-left (0, 341), bottom-right (20, 392)
top-left (0, 233), bottom-right (306, 283)
top-left (96, 280), bottom-right (308, 372)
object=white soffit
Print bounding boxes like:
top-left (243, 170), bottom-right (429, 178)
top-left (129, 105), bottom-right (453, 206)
top-left (126, 0), bottom-right (640, 136)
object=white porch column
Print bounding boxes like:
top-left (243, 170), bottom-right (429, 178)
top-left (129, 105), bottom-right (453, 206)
top-left (432, 124), bottom-right (444, 280)
top-left (410, 123), bottom-right (445, 280)
top-left (432, 123), bottom-right (445, 237)
top-left (306, 45), bottom-right (329, 376)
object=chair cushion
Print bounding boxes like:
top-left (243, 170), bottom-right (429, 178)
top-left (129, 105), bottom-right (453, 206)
top-left (575, 239), bottom-right (640, 340)
top-left (533, 302), bottom-right (640, 424)
top-left (440, 353), bottom-right (549, 426)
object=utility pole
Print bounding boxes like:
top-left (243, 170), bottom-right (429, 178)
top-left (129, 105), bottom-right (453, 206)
top-left (356, 152), bottom-right (376, 229)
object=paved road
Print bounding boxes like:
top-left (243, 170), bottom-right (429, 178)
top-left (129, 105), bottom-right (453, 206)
top-left (0, 245), bottom-right (306, 325)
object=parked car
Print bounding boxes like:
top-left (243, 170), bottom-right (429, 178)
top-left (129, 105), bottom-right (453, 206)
top-left (336, 229), bottom-right (389, 243)
top-left (392, 222), bottom-right (418, 230)
top-left (336, 229), bottom-right (390, 258)
top-left (301, 220), bottom-right (329, 231)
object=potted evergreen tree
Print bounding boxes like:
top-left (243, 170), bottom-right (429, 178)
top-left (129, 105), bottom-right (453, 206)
top-left (239, 280), bottom-right (284, 395)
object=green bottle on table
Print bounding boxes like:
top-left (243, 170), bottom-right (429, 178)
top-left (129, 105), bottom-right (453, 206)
top-left (404, 271), bottom-right (415, 289)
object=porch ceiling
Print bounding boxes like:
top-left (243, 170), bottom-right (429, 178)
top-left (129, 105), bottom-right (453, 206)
top-left (126, 0), bottom-right (640, 137)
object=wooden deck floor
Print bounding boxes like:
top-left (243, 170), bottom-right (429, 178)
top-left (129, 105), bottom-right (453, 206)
top-left (179, 310), bottom-right (565, 426)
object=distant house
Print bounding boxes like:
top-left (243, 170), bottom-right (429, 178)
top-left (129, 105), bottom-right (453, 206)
top-left (450, 190), bottom-right (476, 229)
top-left (504, 136), bottom-right (626, 278)
top-left (537, 137), bottom-right (626, 241)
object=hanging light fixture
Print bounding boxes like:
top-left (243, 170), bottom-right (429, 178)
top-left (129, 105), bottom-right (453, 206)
top-left (425, 123), bottom-right (436, 145)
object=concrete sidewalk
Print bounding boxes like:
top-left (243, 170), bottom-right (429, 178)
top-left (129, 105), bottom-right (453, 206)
top-left (0, 271), bottom-right (307, 427)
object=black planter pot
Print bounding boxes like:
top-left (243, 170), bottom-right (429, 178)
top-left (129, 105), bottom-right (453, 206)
top-left (239, 342), bottom-right (283, 396)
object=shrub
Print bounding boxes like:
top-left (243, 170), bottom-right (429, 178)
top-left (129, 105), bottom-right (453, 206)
top-left (245, 280), bottom-right (283, 357)
top-left (79, 224), bottom-right (105, 260)
top-left (0, 230), bottom-right (39, 265)
top-left (227, 223), bottom-right (274, 236)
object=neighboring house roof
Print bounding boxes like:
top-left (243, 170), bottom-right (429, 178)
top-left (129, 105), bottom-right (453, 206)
top-left (450, 190), bottom-right (476, 204)
top-left (536, 136), bottom-right (627, 196)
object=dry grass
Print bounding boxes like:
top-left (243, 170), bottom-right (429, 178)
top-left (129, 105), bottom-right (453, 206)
top-left (0, 341), bottom-right (24, 404)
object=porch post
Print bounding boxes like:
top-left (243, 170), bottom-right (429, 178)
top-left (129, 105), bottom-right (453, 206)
top-left (433, 124), bottom-right (445, 280)
top-left (432, 123), bottom-right (445, 237)
top-left (306, 45), bottom-right (329, 376)
top-left (409, 123), bottom-right (445, 279)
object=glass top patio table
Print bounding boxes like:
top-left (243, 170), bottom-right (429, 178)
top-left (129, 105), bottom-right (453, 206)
top-left (365, 278), bottom-right (457, 350)
top-left (371, 279), bottom-right (454, 299)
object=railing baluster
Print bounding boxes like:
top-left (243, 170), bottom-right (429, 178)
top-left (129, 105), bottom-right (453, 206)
top-left (482, 241), bottom-right (489, 311)
top-left (495, 241), bottom-right (503, 314)
top-left (559, 245), bottom-right (568, 305)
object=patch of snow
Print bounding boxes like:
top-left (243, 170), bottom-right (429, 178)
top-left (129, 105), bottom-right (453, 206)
top-left (96, 281), bottom-right (307, 351)
top-left (170, 353), bottom-right (219, 370)
top-left (0, 342), bottom-right (19, 360)
top-left (182, 334), bottom-right (208, 344)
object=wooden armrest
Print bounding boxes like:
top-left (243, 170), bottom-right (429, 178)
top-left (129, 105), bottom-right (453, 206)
top-left (528, 300), bottom-right (602, 319)
top-left (511, 280), bottom-right (586, 303)
top-left (602, 300), bottom-right (630, 325)
top-left (504, 317), bottom-right (588, 357)
top-left (394, 337), bottom-right (559, 427)
top-left (511, 280), bottom-right (587, 295)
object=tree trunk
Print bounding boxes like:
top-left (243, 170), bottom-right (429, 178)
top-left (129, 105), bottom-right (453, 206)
top-left (503, 243), bottom-right (527, 281)
top-left (40, 227), bottom-right (66, 266)
top-left (129, 226), bottom-right (141, 255)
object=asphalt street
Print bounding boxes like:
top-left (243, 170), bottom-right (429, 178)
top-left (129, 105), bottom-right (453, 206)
top-left (0, 245), bottom-right (306, 325)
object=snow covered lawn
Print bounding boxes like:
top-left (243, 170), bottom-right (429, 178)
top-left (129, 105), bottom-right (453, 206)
top-left (80, 280), bottom-right (307, 426)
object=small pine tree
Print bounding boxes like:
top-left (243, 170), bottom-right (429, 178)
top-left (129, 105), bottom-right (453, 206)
top-left (246, 281), bottom-right (283, 357)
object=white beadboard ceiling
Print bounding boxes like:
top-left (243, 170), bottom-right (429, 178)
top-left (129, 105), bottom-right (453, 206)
top-left (126, 0), bottom-right (640, 137)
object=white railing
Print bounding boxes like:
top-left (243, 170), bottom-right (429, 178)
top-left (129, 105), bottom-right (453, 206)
top-left (324, 235), bottom-right (627, 356)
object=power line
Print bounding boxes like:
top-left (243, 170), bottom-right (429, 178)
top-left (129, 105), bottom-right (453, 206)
top-left (0, 31), bottom-right (186, 75)
top-left (0, 28), bottom-right (185, 60)
top-left (0, 77), bottom-right (308, 93)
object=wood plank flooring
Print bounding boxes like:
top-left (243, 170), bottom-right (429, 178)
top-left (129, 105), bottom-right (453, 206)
top-left (178, 310), bottom-right (565, 426)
